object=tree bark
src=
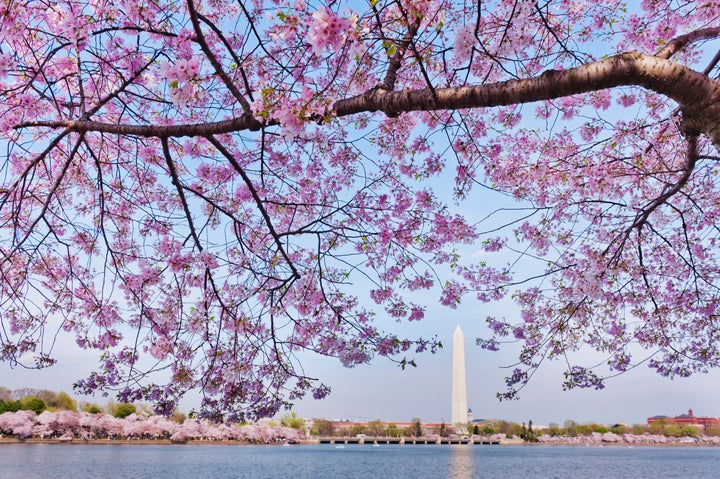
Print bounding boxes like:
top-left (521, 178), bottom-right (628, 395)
top-left (335, 52), bottom-right (720, 149)
top-left (18, 53), bottom-right (720, 150)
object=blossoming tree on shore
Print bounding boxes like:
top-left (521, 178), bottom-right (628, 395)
top-left (2, 0), bottom-right (720, 418)
top-left (0, 410), bottom-right (300, 442)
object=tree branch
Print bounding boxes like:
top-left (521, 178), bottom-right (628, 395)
top-left (630, 134), bottom-right (699, 231)
top-left (336, 52), bottom-right (718, 116)
top-left (381, 11), bottom-right (422, 91)
top-left (186, 0), bottom-right (253, 114)
top-left (15, 49), bottom-right (720, 150)
top-left (335, 52), bottom-right (720, 148)
top-left (656, 27), bottom-right (720, 60)
top-left (16, 114), bottom-right (267, 137)
top-left (204, 135), bottom-right (301, 281)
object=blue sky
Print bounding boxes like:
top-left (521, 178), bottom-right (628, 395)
top-left (291, 321), bottom-right (720, 426)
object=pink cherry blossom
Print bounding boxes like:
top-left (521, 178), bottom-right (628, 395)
top-left (2, 0), bottom-right (720, 419)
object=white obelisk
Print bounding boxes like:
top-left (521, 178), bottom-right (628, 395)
top-left (451, 325), bottom-right (468, 427)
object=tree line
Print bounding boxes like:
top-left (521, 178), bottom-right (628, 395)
top-left (307, 417), bottom-right (718, 439)
top-left (0, 386), bottom-right (151, 420)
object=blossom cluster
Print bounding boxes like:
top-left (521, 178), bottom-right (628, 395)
top-left (536, 432), bottom-right (720, 446)
top-left (307, 8), bottom-right (356, 56)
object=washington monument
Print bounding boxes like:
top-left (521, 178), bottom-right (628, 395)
top-left (451, 325), bottom-right (468, 426)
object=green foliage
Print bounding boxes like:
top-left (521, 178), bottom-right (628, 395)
top-left (589, 423), bottom-right (608, 434)
top-left (487, 420), bottom-right (524, 437)
top-left (366, 419), bottom-right (385, 436)
top-left (280, 411), bottom-right (306, 430)
top-left (411, 417), bottom-right (422, 437)
top-left (562, 420), bottom-right (593, 437)
top-left (0, 399), bottom-right (21, 413)
top-left (81, 402), bottom-right (103, 414)
top-left (538, 420), bottom-right (701, 438)
top-left (348, 425), bottom-right (366, 436)
top-left (51, 391), bottom-right (78, 411)
top-left (520, 420), bottom-right (538, 442)
top-left (19, 395), bottom-right (47, 414)
top-left (112, 402), bottom-right (137, 419)
top-left (481, 424), bottom-right (495, 434)
top-left (650, 423), bottom-right (699, 438)
top-left (386, 424), bottom-right (401, 437)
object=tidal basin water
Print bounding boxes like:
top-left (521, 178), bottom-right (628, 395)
top-left (2, 443), bottom-right (719, 479)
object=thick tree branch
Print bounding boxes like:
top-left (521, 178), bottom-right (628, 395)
top-left (16, 52), bottom-right (720, 151)
top-left (336, 53), bottom-right (712, 114)
top-left (335, 52), bottom-right (720, 148)
top-left (16, 114), bottom-right (267, 137)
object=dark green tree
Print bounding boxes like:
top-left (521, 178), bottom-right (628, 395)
top-left (81, 402), bottom-right (103, 414)
top-left (51, 391), bottom-right (78, 411)
top-left (0, 399), bottom-right (21, 413)
top-left (19, 395), bottom-right (47, 414)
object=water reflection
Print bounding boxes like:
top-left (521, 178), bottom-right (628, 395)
top-left (448, 445), bottom-right (475, 479)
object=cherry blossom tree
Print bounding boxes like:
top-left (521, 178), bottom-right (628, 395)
top-left (2, 0), bottom-right (720, 418)
top-left (0, 410), bottom-right (37, 438)
top-left (0, 408), bottom-right (296, 441)
top-left (34, 410), bottom-right (58, 438)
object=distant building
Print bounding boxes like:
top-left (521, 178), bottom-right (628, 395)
top-left (647, 409), bottom-right (720, 429)
top-left (318, 420), bottom-right (445, 437)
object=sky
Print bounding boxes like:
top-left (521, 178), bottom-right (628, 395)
top-left (285, 296), bottom-right (720, 427)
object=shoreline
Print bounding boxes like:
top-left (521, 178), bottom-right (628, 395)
top-left (1, 437), bottom-right (718, 447)
top-left (0, 437), bottom-right (263, 446)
